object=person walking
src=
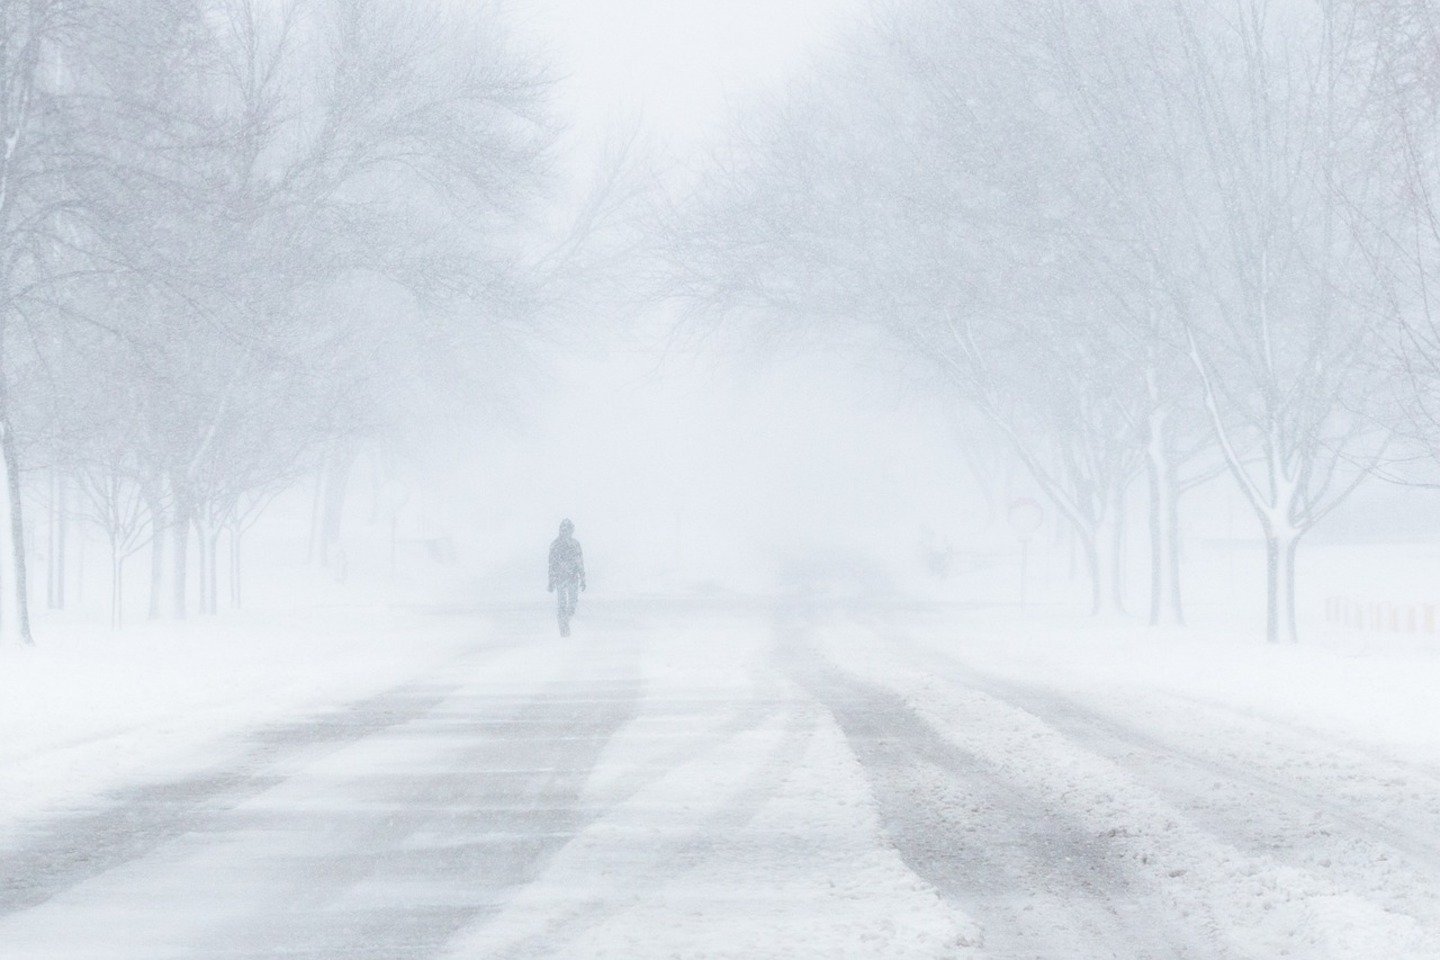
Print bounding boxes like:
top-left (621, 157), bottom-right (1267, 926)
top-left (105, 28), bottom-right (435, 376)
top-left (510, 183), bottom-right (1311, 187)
top-left (547, 519), bottom-right (586, 636)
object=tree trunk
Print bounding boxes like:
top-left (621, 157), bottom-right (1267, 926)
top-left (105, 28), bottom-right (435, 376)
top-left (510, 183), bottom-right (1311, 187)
top-left (1264, 533), bottom-right (1279, 644)
top-left (75, 521), bottom-right (84, 607)
top-left (207, 526), bottom-right (219, 615)
top-left (110, 549), bottom-right (123, 630)
top-left (1066, 523), bottom-right (1077, 583)
top-left (1078, 524), bottom-right (1109, 616)
top-left (147, 488), bottom-right (165, 621)
top-left (1280, 530), bottom-right (1300, 644)
top-left (0, 394), bottom-right (32, 645)
top-left (194, 520), bottom-right (213, 616)
top-left (44, 474), bottom-right (53, 608)
top-left (189, 519), bottom-right (222, 616)
top-left (1143, 426), bottom-right (1184, 627)
top-left (47, 468), bottom-right (66, 610)
top-left (171, 482), bottom-right (190, 620)
top-left (1263, 521), bottom-right (1303, 644)
top-left (56, 475), bottom-right (66, 610)
top-left (1145, 451), bottom-right (1164, 626)
top-left (1109, 487), bottom-right (1127, 615)
top-left (229, 528), bottom-right (242, 609)
top-left (1167, 483), bottom-right (1185, 625)
top-left (1144, 409), bottom-right (1173, 626)
top-left (196, 523), bottom-right (208, 614)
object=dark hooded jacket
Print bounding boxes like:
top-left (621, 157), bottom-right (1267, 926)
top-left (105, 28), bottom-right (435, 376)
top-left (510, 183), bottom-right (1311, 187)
top-left (548, 532), bottom-right (585, 588)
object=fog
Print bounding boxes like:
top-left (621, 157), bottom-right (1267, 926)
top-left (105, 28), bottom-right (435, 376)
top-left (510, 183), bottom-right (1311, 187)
top-left (3, 2), bottom-right (1440, 958)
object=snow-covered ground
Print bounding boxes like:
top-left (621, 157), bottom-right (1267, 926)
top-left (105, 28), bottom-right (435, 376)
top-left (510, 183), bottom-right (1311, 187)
top-left (820, 605), bottom-right (1440, 958)
top-left (0, 605), bottom-right (494, 838)
top-left (1, 597), bottom-right (1437, 958)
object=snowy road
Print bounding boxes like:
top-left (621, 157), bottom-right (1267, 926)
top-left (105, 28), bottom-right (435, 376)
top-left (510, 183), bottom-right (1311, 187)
top-left (0, 602), bottom-right (1436, 958)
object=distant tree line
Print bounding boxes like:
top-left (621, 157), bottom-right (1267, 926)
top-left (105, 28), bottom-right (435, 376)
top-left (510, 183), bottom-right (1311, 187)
top-left (0, 0), bottom-right (555, 636)
top-left (667, 0), bottom-right (1440, 643)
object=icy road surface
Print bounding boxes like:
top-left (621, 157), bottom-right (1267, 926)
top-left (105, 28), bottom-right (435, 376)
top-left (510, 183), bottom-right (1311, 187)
top-left (1, 602), bottom-right (1437, 959)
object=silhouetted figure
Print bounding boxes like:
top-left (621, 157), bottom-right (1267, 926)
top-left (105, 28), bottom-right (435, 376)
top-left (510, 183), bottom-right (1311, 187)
top-left (548, 519), bottom-right (586, 636)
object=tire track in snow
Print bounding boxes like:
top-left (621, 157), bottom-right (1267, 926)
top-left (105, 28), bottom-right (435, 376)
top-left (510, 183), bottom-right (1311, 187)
top-left (194, 672), bottom-right (649, 960)
top-left (782, 624), bottom-right (1199, 959)
top-left (872, 618), bottom-right (1440, 944)
top-left (0, 631), bottom-right (649, 960)
top-left (464, 707), bottom-right (818, 960)
top-left (444, 636), bottom-right (815, 958)
top-left (0, 625), bottom-right (547, 918)
top-left (970, 675), bottom-right (1440, 861)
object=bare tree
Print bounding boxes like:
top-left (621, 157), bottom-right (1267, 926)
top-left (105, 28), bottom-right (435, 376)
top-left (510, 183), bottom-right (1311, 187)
top-left (0, 0), bottom-right (93, 645)
top-left (665, 1), bottom-right (1153, 614)
top-left (0, 0), bottom-right (558, 638)
top-left (1146, 0), bottom-right (1390, 643)
top-left (1346, 1), bottom-right (1440, 493)
top-left (75, 454), bottom-right (148, 628)
top-left (667, 0), bottom-right (1393, 641)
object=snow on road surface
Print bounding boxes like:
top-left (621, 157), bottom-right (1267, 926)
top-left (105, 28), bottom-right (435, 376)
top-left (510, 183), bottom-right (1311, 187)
top-left (0, 607), bottom-right (495, 836)
top-left (1, 600), bottom-right (1437, 958)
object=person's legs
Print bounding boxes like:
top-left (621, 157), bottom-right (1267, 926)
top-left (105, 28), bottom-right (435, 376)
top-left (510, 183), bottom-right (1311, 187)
top-left (556, 581), bottom-right (573, 636)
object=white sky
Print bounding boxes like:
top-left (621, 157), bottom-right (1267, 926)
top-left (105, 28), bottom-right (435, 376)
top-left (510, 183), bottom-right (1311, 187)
top-left (519, 0), bottom-right (861, 146)
top-left (438, 0), bottom-right (988, 593)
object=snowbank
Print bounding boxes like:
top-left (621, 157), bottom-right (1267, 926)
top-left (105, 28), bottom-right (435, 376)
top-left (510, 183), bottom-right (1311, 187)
top-left (900, 606), bottom-right (1440, 764)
